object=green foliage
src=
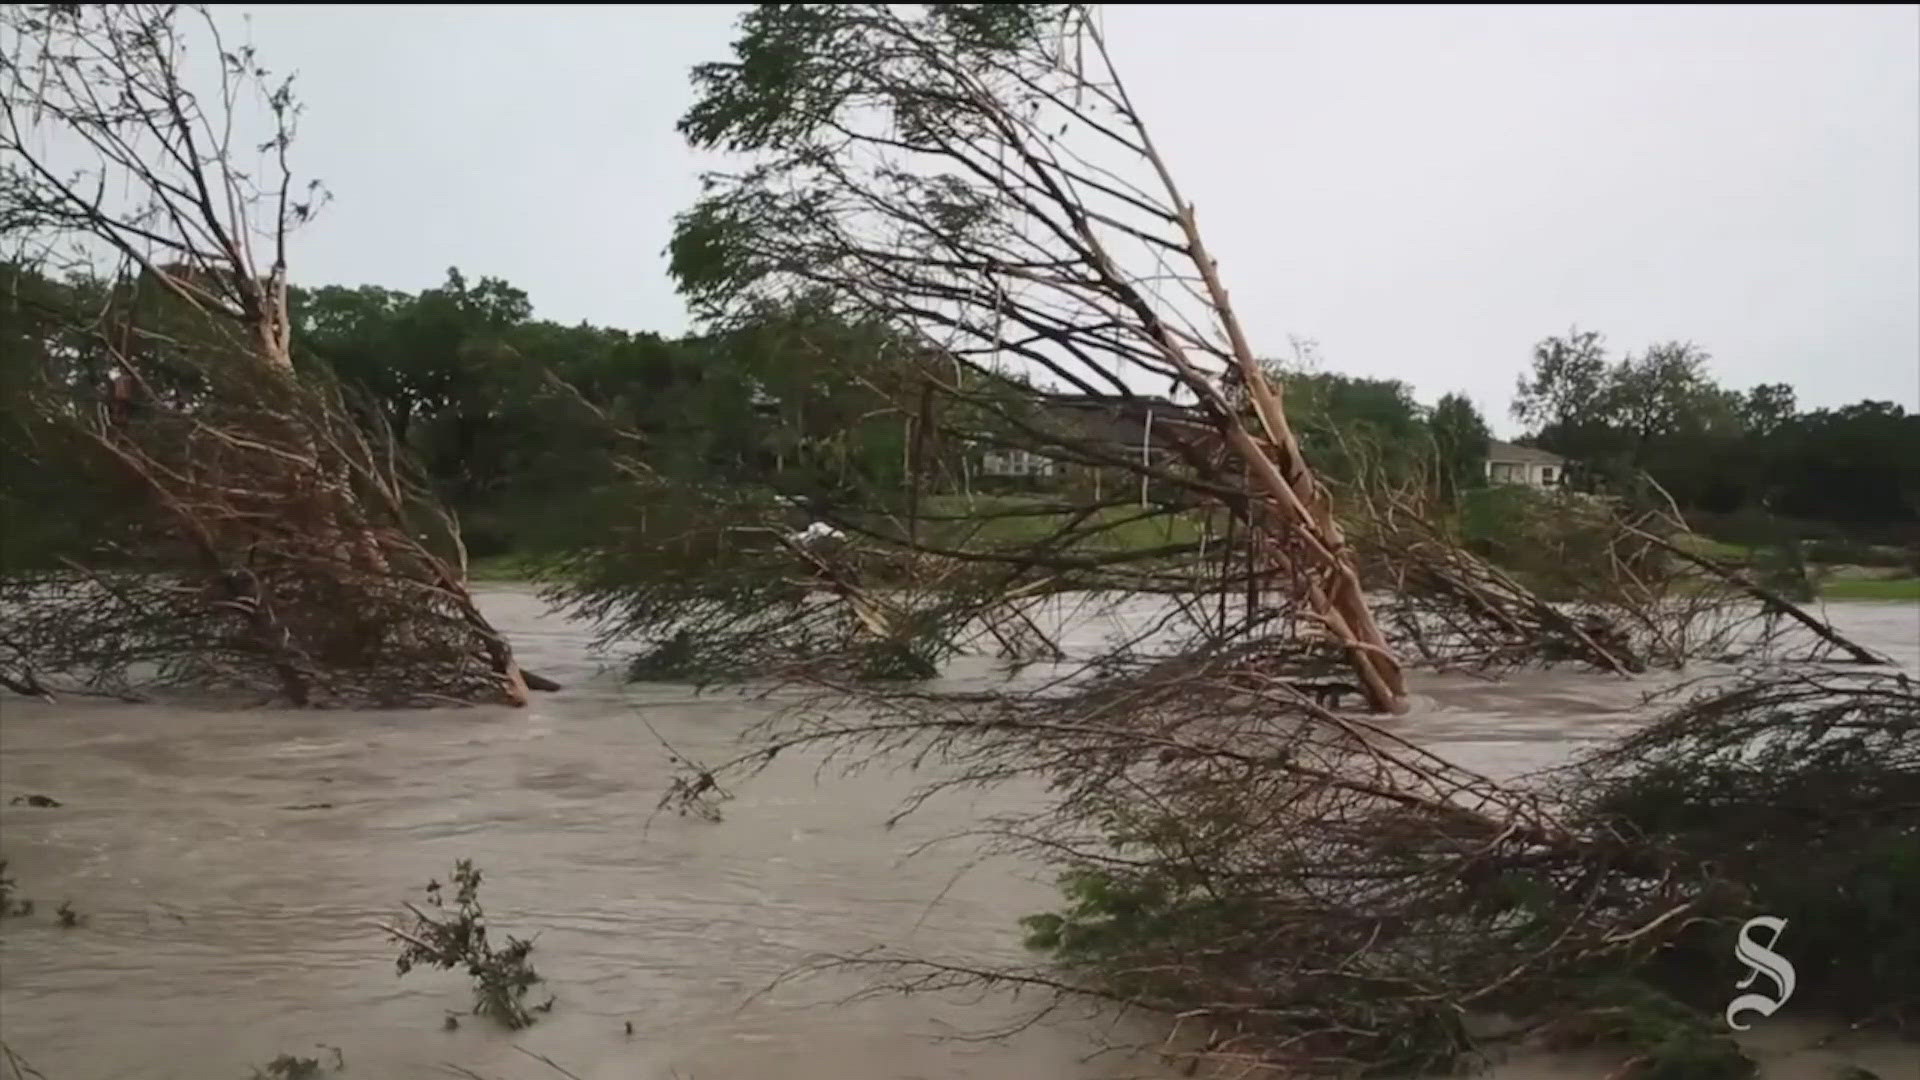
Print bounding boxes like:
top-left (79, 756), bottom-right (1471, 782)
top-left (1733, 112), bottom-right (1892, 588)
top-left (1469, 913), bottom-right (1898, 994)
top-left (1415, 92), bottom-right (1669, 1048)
top-left (1011, 673), bottom-right (1915, 1074)
top-left (391, 859), bottom-right (549, 1030)
top-left (1512, 328), bottom-right (1920, 530)
top-left (287, 265), bottom-right (921, 560)
top-left (1020, 868), bottom-right (1182, 960)
top-left (679, 4), bottom-right (1068, 156)
top-left (1016, 858), bottom-right (1477, 1075)
top-left (1429, 391), bottom-right (1492, 501)
top-left (1265, 358), bottom-right (1431, 485)
top-left (1577, 672), bottom-right (1920, 1027)
top-left (1821, 577), bottom-right (1920, 601)
top-left (1019, 865), bottom-right (1261, 995)
top-left (1536, 976), bottom-right (1758, 1076)
top-left (1454, 484), bottom-right (1666, 605)
top-left (0, 264), bottom-right (148, 574)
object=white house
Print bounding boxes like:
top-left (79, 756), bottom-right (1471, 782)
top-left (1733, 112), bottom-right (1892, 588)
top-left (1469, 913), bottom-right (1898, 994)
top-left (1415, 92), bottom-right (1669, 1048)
top-left (978, 447), bottom-right (1057, 479)
top-left (1484, 441), bottom-right (1565, 489)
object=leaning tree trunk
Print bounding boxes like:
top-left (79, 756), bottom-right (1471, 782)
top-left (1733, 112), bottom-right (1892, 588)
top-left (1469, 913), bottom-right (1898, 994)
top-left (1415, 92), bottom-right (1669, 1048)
top-left (1149, 180), bottom-right (1407, 710)
top-left (666, 2), bottom-right (1410, 710)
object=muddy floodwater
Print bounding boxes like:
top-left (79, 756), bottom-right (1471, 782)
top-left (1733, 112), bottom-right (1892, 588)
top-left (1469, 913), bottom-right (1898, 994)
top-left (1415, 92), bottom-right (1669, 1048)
top-left (2, 592), bottom-right (1915, 1079)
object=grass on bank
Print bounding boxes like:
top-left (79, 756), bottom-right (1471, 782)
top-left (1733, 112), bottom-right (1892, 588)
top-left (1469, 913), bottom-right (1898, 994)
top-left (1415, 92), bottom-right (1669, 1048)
top-left (1820, 577), bottom-right (1920, 601)
top-left (462, 493), bottom-right (1216, 585)
top-left (466, 540), bottom-right (1919, 602)
top-left (460, 488), bottom-right (1917, 603)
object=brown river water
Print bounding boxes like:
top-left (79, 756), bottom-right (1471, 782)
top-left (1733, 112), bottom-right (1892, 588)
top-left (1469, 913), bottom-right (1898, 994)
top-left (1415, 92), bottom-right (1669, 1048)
top-left (1, 592), bottom-right (1914, 1080)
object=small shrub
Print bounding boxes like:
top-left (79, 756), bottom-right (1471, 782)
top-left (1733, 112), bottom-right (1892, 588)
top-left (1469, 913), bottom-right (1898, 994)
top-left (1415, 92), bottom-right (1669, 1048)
top-left (54, 900), bottom-right (82, 928)
top-left (248, 1046), bottom-right (343, 1079)
top-left (855, 637), bottom-right (940, 680)
top-left (388, 859), bottom-right (549, 1029)
top-left (0, 860), bottom-right (33, 918)
top-left (1749, 539), bottom-right (1813, 601)
top-left (628, 629), bottom-right (701, 680)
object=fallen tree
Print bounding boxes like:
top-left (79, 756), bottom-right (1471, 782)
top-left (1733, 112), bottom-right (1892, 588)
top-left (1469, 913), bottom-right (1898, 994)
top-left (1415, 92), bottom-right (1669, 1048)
top-left (556, 3), bottom-right (1878, 703)
top-left (0, 4), bottom-right (536, 705)
top-left (660, 2), bottom-right (1409, 711)
top-left (671, 655), bottom-right (1916, 1076)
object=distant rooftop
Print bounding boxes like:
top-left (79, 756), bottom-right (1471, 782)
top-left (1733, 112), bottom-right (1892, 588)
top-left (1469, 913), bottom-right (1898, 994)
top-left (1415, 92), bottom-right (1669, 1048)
top-left (1486, 440), bottom-right (1565, 465)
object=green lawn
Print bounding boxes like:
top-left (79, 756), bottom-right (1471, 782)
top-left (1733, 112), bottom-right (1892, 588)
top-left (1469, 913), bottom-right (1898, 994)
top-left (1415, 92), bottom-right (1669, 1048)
top-left (1819, 577), bottom-right (1920, 601)
top-left (1669, 533), bottom-right (1752, 562)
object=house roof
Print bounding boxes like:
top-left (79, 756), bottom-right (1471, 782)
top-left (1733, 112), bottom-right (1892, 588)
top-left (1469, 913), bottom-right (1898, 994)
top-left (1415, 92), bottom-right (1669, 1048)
top-left (1037, 394), bottom-right (1210, 448)
top-left (1486, 440), bottom-right (1565, 465)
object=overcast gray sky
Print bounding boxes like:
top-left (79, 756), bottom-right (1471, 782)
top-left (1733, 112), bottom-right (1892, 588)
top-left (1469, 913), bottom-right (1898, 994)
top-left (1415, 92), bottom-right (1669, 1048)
top-left (230, 4), bottom-right (1918, 434)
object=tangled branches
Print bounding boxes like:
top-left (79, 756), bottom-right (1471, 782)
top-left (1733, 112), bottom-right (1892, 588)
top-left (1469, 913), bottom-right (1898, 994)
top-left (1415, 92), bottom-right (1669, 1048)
top-left (685, 652), bottom-right (1916, 1074)
top-left (0, 358), bottom-right (531, 705)
top-left (1343, 467), bottom-right (1882, 676)
top-left (1565, 668), bottom-right (1920, 1029)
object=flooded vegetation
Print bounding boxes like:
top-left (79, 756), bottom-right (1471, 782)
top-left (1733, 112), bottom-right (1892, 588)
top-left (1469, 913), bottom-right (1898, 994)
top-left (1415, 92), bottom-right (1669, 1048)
top-left (3, 5), bottom-right (1915, 1079)
top-left (1, 595), bottom-right (1915, 1078)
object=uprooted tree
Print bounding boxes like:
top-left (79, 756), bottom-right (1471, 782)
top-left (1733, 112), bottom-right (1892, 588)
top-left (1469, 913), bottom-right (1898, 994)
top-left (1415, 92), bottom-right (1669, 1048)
top-left (552, 4), bottom-right (1877, 706)
top-left (648, 1), bottom-right (1413, 711)
top-left (0, 3), bottom-right (539, 705)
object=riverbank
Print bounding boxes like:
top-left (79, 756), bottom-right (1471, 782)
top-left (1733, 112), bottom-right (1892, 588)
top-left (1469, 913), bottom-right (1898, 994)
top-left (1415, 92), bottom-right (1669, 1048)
top-left (466, 549), bottom-right (1920, 604)
top-left (1821, 576), bottom-right (1920, 600)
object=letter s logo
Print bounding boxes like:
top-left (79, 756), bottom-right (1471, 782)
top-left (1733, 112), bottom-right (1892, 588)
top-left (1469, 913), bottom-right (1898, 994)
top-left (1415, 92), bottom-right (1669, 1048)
top-left (1726, 916), bottom-right (1795, 1031)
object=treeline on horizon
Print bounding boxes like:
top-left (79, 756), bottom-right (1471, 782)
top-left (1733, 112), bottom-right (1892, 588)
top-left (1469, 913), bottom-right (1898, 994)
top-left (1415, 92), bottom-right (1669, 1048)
top-left (5, 262), bottom-right (1916, 568)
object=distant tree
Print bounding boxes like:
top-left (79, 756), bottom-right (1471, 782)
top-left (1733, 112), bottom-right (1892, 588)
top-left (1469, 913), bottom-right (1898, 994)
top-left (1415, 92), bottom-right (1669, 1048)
top-left (1428, 393), bottom-right (1491, 503)
top-left (1259, 347), bottom-right (1426, 482)
top-left (1514, 332), bottom-right (1738, 491)
top-left (1739, 383), bottom-right (1798, 437)
top-left (1511, 327), bottom-right (1918, 534)
top-left (1771, 401), bottom-right (1920, 528)
top-left (1513, 329), bottom-right (1611, 433)
top-left (1605, 342), bottom-right (1739, 452)
top-left (1511, 329), bottom-right (1630, 487)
